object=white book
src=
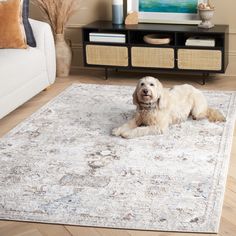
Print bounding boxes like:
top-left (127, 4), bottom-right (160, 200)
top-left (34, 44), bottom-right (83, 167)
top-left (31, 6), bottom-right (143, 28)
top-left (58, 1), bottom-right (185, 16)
top-left (89, 36), bottom-right (126, 43)
top-left (185, 36), bottom-right (215, 47)
top-left (89, 33), bottom-right (126, 38)
top-left (89, 32), bottom-right (126, 43)
top-left (186, 41), bottom-right (215, 47)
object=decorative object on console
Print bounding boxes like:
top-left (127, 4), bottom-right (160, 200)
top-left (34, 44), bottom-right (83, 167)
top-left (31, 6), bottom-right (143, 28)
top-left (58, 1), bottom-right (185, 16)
top-left (198, 1), bottom-right (215, 29)
top-left (0, 0), bottom-right (27, 49)
top-left (127, 0), bottom-right (204, 24)
top-left (186, 36), bottom-right (215, 47)
top-left (144, 34), bottom-right (171, 45)
top-left (125, 11), bottom-right (138, 25)
top-left (89, 33), bottom-right (126, 43)
top-left (112, 0), bottom-right (124, 25)
top-left (22, 0), bottom-right (36, 47)
top-left (33, 0), bottom-right (79, 77)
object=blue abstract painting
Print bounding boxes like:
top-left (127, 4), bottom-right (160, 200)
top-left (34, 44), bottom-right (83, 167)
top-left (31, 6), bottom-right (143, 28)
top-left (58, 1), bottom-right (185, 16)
top-left (139, 0), bottom-right (198, 14)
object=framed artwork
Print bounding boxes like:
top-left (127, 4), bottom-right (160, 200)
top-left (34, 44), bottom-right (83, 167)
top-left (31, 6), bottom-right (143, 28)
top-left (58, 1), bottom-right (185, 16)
top-left (127, 0), bottom-right (205, 24)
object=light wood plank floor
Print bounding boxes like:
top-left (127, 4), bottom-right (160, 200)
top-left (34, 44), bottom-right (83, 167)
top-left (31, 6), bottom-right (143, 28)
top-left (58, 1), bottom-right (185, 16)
top-left (0, 71), bottom-right (236, 236)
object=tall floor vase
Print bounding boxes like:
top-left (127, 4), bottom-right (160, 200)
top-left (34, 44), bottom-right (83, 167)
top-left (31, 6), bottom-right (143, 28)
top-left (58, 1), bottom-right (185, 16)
top-left (55, 34), bottom-right (72, 77)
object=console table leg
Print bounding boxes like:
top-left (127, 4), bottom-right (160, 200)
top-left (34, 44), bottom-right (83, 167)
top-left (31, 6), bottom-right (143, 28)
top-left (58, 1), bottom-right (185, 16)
top-left (202, 73), bottom-right (209, 85)
top-left (105, 68), bottom-right (108, 80)
top-left (202, 76), bottom-right (206, 85)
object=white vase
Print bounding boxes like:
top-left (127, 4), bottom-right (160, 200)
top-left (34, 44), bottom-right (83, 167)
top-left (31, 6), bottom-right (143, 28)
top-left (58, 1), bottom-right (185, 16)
top-left (55, 34), bottom-right (72, 77)
top-left (198, 8), bottom-right (215, 29)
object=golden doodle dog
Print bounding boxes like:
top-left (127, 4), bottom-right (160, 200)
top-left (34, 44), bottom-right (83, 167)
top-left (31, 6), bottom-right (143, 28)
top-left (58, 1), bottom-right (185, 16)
top-left (112, 76), bottom-right (225, 139)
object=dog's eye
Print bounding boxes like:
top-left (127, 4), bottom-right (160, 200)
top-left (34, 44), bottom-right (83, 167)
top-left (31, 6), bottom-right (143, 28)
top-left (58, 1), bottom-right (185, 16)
top-left (141, 83), bottom-right (144, 86)
top-left (150, 83), bottom-right (154, 86)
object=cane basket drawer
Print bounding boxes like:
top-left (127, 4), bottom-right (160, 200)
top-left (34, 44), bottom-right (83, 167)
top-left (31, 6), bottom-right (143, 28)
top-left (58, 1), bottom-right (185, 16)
top-left (131, 47), bottom-right (175, 68)
top-left (177, 49), bottom-right (222, 71)
top-left (86, 45), bottom-right (128, 67)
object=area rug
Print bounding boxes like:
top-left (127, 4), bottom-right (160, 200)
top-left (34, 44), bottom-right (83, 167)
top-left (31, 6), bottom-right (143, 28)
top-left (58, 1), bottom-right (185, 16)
top-left (0, 84), bottom-right (235, 233)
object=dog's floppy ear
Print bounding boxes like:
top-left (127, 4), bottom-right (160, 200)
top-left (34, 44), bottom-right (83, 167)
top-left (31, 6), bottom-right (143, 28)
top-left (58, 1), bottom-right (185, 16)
top-left (156, 80), bottom-right (168, 110)
top-left (132, 86), bottom-right (139, 105)
top-left (159, 90), bottom-right (168, 110)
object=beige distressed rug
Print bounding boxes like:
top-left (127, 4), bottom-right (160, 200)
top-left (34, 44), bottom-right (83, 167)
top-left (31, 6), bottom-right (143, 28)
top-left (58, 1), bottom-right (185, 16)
top-left (0, 84), bottom-right (235, 233)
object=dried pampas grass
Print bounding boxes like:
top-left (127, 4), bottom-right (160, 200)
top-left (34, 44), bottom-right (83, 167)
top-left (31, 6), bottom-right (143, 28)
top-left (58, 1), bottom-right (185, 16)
top-left (33, 0), bottom-right (79, 35)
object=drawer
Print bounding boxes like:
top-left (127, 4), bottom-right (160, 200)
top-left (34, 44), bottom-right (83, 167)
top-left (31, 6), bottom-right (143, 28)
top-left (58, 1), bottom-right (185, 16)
top-left (86, 45), bottom-right (128, 67)
top-left (131, 47), bottom-right (175, 68)
top-left (177, 49), bottom-right (222, 71)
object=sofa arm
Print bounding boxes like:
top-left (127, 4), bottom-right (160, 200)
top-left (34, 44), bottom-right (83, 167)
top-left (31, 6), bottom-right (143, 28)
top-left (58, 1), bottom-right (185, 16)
top-left (29, 19), bottom-right (56, 84)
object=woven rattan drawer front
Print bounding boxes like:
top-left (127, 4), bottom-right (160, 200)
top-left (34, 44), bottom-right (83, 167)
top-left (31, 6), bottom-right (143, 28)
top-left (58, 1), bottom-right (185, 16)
top-left (177, 49), bottom-right (222, 71)
top-left (86, 45), bottom-right (128, 67)
top-left (131, 47), bottom-right (175, 68)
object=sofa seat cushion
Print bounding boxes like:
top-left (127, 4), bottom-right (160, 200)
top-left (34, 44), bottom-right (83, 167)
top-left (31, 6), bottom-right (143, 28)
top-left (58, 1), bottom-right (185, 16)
top-left (0, 47), bottom-right (46, 98)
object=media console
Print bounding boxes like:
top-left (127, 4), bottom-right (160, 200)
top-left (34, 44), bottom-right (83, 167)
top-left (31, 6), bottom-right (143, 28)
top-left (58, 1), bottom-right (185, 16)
top-left (82, 21), bottom-right (229, 84)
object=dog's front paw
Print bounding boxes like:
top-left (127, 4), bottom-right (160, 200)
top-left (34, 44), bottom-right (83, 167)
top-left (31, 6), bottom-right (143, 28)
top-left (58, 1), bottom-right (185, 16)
top-left (112, 128), bottom-right (121, 137)
top-left (121, 132), bottom-right (134, 139)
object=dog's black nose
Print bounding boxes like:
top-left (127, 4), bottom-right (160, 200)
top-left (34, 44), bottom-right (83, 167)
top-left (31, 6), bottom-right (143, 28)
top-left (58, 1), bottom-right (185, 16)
top-left (143, 89), bottom-right (148, 94)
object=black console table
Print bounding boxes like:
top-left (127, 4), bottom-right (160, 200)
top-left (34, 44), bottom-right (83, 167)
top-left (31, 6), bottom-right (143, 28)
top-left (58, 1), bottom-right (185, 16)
top-left (82, 21), bottom-right (229, 84)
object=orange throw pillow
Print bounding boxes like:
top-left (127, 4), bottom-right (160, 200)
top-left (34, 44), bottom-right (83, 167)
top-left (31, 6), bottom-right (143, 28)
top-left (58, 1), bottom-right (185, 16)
top-left (0, 0), bottom-right (27, 49)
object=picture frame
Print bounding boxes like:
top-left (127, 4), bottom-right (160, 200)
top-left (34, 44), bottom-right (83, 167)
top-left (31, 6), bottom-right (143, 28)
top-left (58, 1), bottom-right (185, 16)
top-left (127, 0), bottom-right (205, 25)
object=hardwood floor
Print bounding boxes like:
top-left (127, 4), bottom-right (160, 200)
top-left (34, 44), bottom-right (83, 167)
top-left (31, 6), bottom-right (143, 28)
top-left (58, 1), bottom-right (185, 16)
top-left (0, 71), bottom-right (236, 236)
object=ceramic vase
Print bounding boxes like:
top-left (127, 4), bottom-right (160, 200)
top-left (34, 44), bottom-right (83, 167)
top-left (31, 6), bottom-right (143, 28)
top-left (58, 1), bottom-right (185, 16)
top-left (198, 8), bottom-right (215, 29)
top-left (112, 0), bottom-right (124, 24)
top-left (55, 34), bottom-right (72, 77)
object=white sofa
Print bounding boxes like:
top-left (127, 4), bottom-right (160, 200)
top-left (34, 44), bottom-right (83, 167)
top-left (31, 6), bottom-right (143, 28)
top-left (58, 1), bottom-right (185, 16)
top-left (0, 19), bottom-right (56, 119)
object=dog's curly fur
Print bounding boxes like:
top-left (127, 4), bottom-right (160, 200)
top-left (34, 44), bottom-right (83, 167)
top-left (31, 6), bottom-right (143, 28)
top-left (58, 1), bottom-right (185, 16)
top-left (112, 76), bottom-right (225, 139)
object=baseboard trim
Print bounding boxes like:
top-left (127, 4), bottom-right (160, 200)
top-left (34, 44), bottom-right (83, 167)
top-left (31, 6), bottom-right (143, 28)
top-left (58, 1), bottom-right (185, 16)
top-left (229, 51), bottom-right (236, 56)
top-left (71, 43), bottom-right (83, 49)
